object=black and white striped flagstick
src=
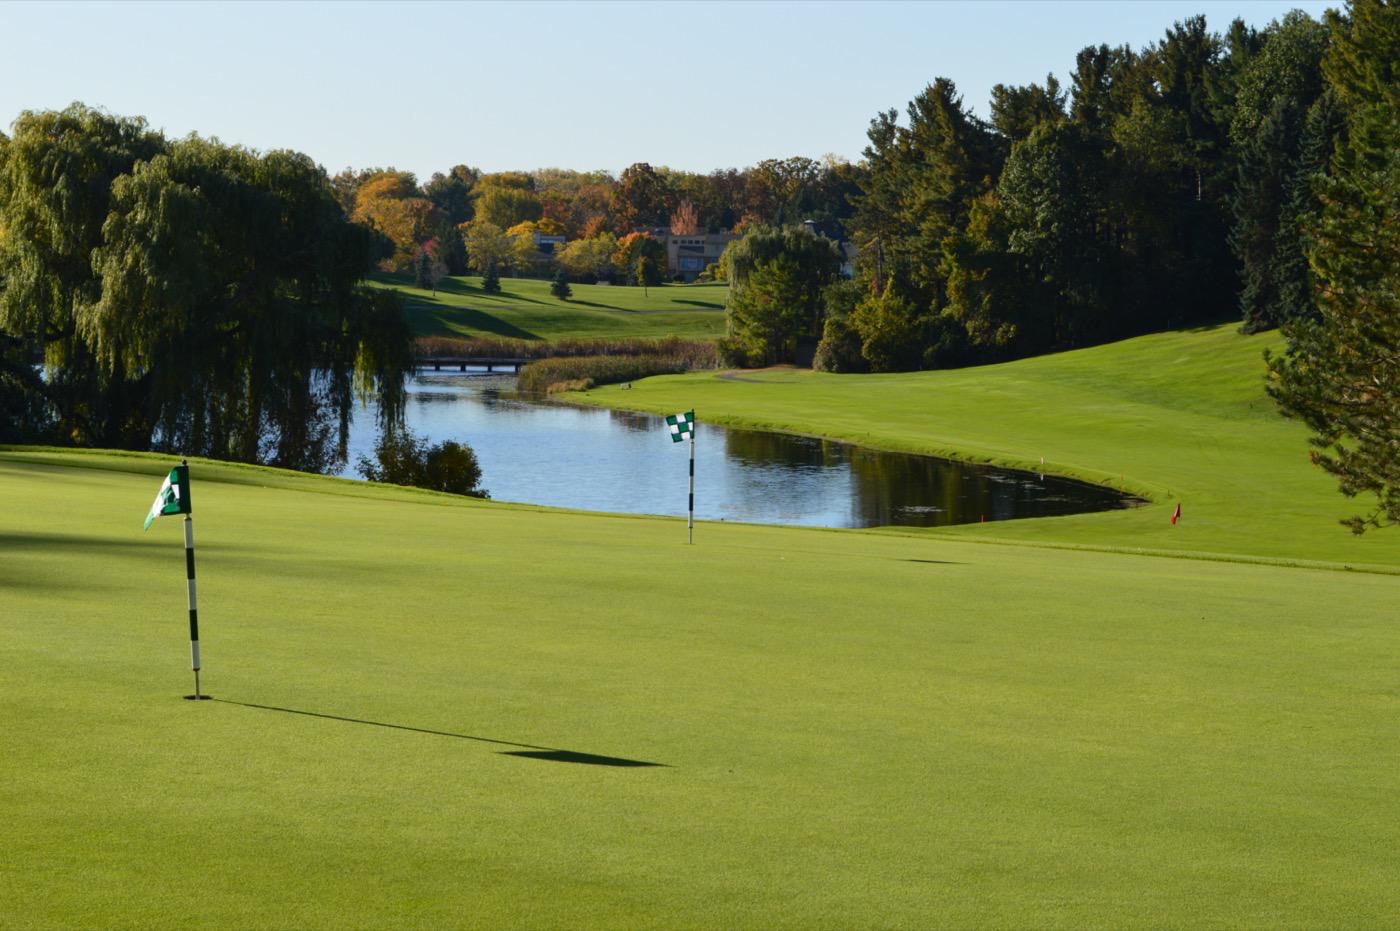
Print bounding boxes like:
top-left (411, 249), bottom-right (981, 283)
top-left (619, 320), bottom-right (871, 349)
top-left (688, 424), bottom-right (695, 545)
top-left (180, 460), bottom-right (207, 701)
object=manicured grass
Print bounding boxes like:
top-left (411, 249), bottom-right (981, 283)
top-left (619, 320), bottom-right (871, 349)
top-left (370, 273), bottom-right (729, 341)
top-left (568, 324), bottom-right (1400, 570)
top-left (3, 447), bottom-right (1399, 928)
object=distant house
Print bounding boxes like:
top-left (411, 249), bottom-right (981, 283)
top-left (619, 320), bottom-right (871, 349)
top-left (665, 232), bottom-right (739, 281)
top-left (532, 233), bottom-right (567, 255)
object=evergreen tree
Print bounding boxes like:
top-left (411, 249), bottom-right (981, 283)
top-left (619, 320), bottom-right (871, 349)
top-left (481, 262), bottom-right (501, 294)
top-left (718, 254), bottom-right (812, 367)
top-left (997, 120), bottom-right (1115, 346)
top-left (415, 250), bottom-right (432, 288)
top-left (1268, 0), bottom-right (1400, 532)
top-left (1226, 10), bottom-right (1330, 331)
top-left (1231, 97), bottom-right (1301, 331)
top-left (1272, 91), bottom-right (1344, 324)
top-left (990, 75), bottom-right (1067, 144)
top-left (550, 269), bottom-right (573, 300)
top-left (848, 78), bottom-right (1000, 369)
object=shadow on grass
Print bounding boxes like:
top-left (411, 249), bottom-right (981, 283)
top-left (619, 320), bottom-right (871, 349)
top-left (215, 699), bottom-right (667, 768)
top-left (410, 306), bottom-right (538, 341)
top-left (561, 299), bottom-right (623, 311)
top-left (379, 272), bottom-right (550, 305)
top-left (0, 531), bottom-right (287, 559)
top-left (1, 531), bottom-right (154, 552)
top-left (672, 299), bottom-right (724, 309)
top-left (0, 530), bottom-right (267, 556)
top-left (438, 277), bottom-right (547, 304)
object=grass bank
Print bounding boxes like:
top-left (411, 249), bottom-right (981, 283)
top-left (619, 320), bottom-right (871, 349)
top-left (3, 448), bottom-right (1398, 927)
top-left (565, 323), bottom-right (1400, 570)
top-left (370, 273), bottom-right (728, 341)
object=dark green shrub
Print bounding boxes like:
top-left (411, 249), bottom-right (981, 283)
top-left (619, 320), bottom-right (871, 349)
top-left (357, 428), bottom-right (488, 498)
top-left (813, 316), bottom-right (867, 373)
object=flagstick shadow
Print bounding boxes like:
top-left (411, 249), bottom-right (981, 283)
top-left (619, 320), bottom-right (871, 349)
top-left (212, 699), bottom-right (667, 768)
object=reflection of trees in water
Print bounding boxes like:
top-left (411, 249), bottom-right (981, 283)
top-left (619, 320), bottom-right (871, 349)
top-left (719, 429), bottom-right (1132, 528)
top-left (848, 450), bottom-right (970, 527)
top-left (155, 370), bottom-right (355, 475)
top-left (716, 429), bottom-right (852, 521)
top-left (607, 409), bottom-right (658, 433)
top-left (723, 428), bottom-right (846, 470)
top-left (847, 449), bottom-right (1130, 527)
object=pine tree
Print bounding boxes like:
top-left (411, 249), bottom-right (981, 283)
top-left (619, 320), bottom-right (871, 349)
top-left (1226, 10), bottom-right (1330, 331)
top-left (1231, 98), bottom-right (1299, 332)
top-left (481, 262), bottom-right (501, 294)
top-left (1271, 91), bottom-right (1343, 325)
top-left (1267, 0), bottom-right (1400, 533)
top-left (550, 269), bottom-right (572, 300)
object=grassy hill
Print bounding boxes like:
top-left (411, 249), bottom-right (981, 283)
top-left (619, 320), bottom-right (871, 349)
top-left (568, 323), bottom-right (1400, 571)
top-left (370, 273), bottom-right (729, 341)
top-left (3, 447), bottom-right (1399, 927)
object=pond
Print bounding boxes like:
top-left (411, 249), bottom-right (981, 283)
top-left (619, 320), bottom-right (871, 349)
top-left (343, 373), bottom-right (1137, 530)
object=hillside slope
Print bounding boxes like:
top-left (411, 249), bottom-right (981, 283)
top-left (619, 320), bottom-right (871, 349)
top-left (569, 324), bottom-right (1400, 569)
top-left (370, 273), bottom-right (728, 341)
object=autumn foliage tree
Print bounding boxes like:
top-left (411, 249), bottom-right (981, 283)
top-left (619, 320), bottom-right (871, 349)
top-left (670, 198), bottom-right (700, 235)
top-left (611, 232), bottom-right (666, 285)
top-left (473, 172), bottom-right (543, 229)
top-left (611, 162), bottom-right (670, 231)
top-left (465, 221), bottom-right (510, 278)
top-left (557, 232), bottom-right (619, 282)
top-left (351, 170), bottom-right (444, 271)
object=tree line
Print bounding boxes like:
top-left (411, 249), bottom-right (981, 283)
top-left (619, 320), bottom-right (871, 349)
top-left (332, 156), bottom-right (862, 287)
top-left (716, 0), bottom-right (1396, 530)
top-left (793, 7), bottom-right (1350, 372)
top-left (1, 2), bottom-right (1392, 525)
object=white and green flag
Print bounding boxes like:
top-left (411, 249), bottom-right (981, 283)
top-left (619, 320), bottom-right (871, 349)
top-left (666, 410), bottom-right (695, 443)
top-left (144, 466), bottom-right (191, 530)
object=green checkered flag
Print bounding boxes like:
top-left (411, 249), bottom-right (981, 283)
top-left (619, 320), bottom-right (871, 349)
top-left (142, 462), bottom-right (208, 699)
top-left (664, 411), bottom-right (697, 543)
top-left (666, 410), bottom-right (695, 443)
top-left (144, 466), bottom-right (191, 530)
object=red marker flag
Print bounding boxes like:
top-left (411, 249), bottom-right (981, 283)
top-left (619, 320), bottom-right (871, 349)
top-left (1171, 503), bottom-right (1181, 525)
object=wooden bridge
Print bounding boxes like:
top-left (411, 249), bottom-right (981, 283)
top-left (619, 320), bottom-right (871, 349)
top-left (413, 356), bottom-right (531, 373)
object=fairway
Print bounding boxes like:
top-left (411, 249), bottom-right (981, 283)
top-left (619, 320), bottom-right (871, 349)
top-left (3, 448), bottom-right (1399, 928)
top-left (370, 273), bottom-right (729, 341)
top-left (570, 324), bottom-right (1400, 571)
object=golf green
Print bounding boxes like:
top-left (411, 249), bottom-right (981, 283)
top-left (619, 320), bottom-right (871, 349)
top-left (3, 448), bottom-right (1398, 928)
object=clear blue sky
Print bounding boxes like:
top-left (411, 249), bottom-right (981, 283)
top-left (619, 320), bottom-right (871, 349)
top-left (2, 1), bottom-right (1334, 180)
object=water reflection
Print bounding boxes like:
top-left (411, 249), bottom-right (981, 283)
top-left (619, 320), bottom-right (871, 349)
top-left (344, 374), bottom-right (1137, 529)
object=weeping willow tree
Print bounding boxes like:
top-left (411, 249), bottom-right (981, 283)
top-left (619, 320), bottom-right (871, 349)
top-left (0, 104), bottom-right (410, 471)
